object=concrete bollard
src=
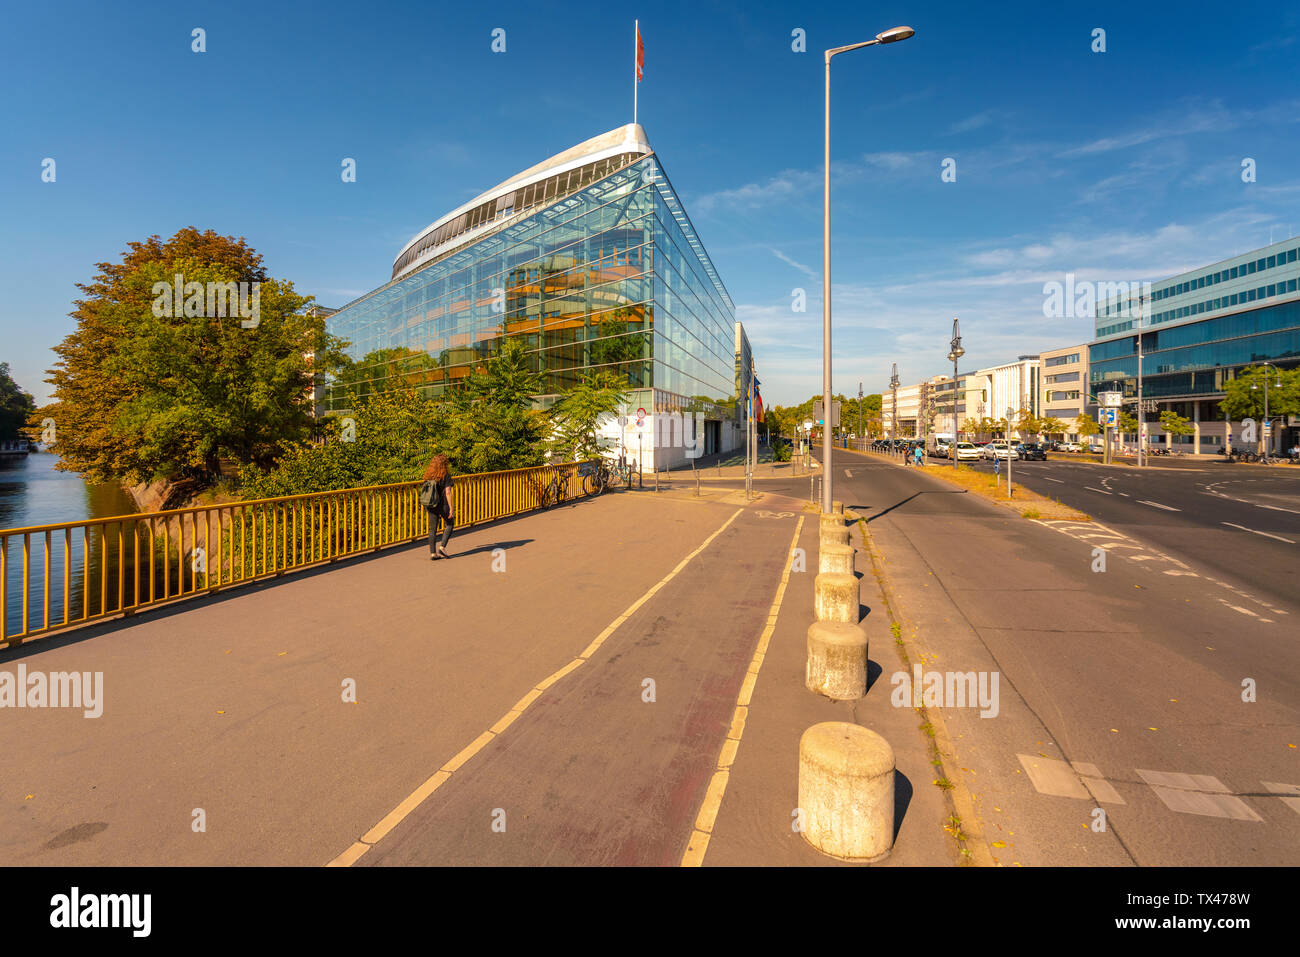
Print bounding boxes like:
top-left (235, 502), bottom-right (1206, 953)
top-left (833, 500), bottom-right (844, 515)
top-left (814, 573), bottom-right (859, 623)
top-left (819, 514), bottom-right (849, 548)
top-left (805, 621), bottom-right (868, 700)
top-left (798, 722), bottom-right (895, 862)
top-left (818, 542), bottom-right (854, 575)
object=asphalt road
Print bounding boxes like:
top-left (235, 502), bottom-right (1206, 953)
top-left (949, 455), bottom-right (1300, 612)
top-left (711, 450), bottom-right (1300, 865)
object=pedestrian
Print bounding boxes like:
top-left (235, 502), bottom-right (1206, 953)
top-left (913, 444), bottom-right (924, 468)
top-left (420, 452), bottom-right (456, 560)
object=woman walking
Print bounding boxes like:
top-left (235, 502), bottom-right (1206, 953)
top-left (421, 453), bottom-right (456, 560)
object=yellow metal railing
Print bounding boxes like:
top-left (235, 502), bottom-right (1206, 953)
top-left (1, 461), bottom-right (585, 647)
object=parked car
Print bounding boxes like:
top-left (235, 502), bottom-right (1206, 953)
top-left (981, 442), bottom-right (1018, 460)
top-left (1061, 441), bottom-right (1081, 452)
top-left (1016, 442), bottom-right (1048, 461)
top-left (950, 442), bottom-right (981, 461)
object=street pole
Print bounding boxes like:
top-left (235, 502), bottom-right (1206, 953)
top-left (858, 381), bottom-right (863, 450)
top-left (1006, 405), bottom-right (1014, 498)
top-left (948, 318), bottom-right (964, 470)
top-left (1136, 291), bottom-right (1145, 469)
top-left (890, 363), bottom-right (899, 443)
top-left (822, 25), bottom-right (913, 514)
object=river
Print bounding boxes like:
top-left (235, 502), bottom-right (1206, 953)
top-left (0, 452), bottom-right (139, 638)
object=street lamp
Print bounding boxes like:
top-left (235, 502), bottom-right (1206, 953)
top-left (1250, 361), bottom-right (1285, 463)
top-left (822, 24), bottom-right (915, 513)
top-left (946, 318), bottom-right (964, 469)
top-left (889, 363), bottom-right (900, 443)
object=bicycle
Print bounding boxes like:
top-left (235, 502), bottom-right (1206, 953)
top-left (539, 470), bottom-right (569, 508)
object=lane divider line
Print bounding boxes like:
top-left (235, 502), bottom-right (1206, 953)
top-left (681, 515), bottom-right (805, 867)
top-left (326, 506), bottom-right (745, 867)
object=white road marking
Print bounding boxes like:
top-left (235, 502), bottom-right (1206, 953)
top-left (1218, 598), bottom-right (1260, 618)
top-left (1135, 770), bottom-right (1263, 822)
top-left (1118, 492), bottom-right (1130, 497)
top-left (1262, 782), bottom-right (1300, 816)
top-left (844, 469), bottom-right (853, 478)
top-left (1084, 487), bottom-right (1111, 494)
top-left (1071, 762), bottom-right (1126, 805)
top-left (1138, 500), bottom-right (1181, 511)
top-left (1221, 522), bottom-right (1296, 544)
top-left (1017, 754), bottom-right (1088, 799)
top-left (1040, 476), bottom-right (1064, 483)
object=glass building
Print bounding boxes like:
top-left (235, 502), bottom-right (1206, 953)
top-left (1090, 237), bottom-right (1300, 452)
top-left (324, 125), bottom-right (747, 466)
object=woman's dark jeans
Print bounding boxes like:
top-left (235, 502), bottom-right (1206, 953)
top-left (428, 509), bottom-right (453, 552)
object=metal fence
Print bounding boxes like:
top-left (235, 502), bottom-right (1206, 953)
top-left (1, 461), bottom-right (583, 647)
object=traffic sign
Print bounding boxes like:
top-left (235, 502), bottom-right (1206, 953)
top-left (1099, 409), bottom-right (1117, 426)
top-left (1099, 391), bottom-right (1123, 408)
top-left (813, 399), bottom-right (841, 427)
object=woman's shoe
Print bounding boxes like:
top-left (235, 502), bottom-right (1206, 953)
top-left (437, 545), bottom-right (450, 558)
top-left (430, 552), bottom-right (440, 561)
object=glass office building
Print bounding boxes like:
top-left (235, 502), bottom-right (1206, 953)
top-left (1090, 237), bottom-right (1300, 451)
top-left (324, 124), bottom-right (744, 466)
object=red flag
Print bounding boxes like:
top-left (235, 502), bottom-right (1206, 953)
top-left (636, 26), bottom-right (644, 81)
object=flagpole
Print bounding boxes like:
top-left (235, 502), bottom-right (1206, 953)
top-left (634, 20), bottom-right (639, 125)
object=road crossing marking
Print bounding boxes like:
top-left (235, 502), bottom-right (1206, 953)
top-left (682, 515), bottom-right (807, 867)
top-left (1071, 762), bottom-right (1127, 805)
top-left (1085, 487), bottom-right (1111, 494)
top-left (1135, 770), bottom-right (1264, 822)
top-left (1138, 500), bottom-right (1180, 511)
top-left (327, 507), bottom-right (747, 867)
top-left (1261, 782), bottom-right (1300, 816)
top-left (1017, 754), bottom-right (1124, 803)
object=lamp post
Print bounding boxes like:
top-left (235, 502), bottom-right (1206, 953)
top-left (1251, 361), bottom-right (1284, 463)
top-left (858, 381), bottom-right (863, 449)
top-left (889, 363), bottom-right (900, 443)
top-left (822, 24), bottom-right (915, 513)
top-left (947, 317), bottom-right (964, 469)
top-left (1136, 291), bottom-right (1146, 468)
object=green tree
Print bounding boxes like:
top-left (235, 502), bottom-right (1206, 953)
top-left (1076, 414), bottom-right (1101, 439)
top-left (1220, 366), bottom-right (1300, 421)
top-left (443, 337), bottom-right (549, 474)
top-left (42, 228), bottom-right (347, 486)
top-left (1159, 410), bottom-right (1194, 437)
top-left (239, 388), bottom-right (454, 497)
top-left (1039, 416), bottom-right (1068, 438)
top-left (1118, 411), bottom-right (1140, 435)
top-left (0, 363), bottom-right (36, 442)
top-left (548, 369), bottom-right (631, 462)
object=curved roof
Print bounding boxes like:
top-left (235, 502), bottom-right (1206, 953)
top-left (392, 124), bottom-right (652, 277)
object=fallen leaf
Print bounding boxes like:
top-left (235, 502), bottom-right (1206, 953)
top-left (1148, 727), bottom-right (1158, 731)
top-left (217, 710), bottom-right (226, 715)
top-left (25, 794), bottom-right (34, 800)
top-left (992, 840), bottom-right (1006, 848)
top-left (1110, 729), bottom-right (1119, 733)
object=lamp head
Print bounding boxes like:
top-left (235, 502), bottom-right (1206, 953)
top-left (876, 25), bottom-right (915, 44)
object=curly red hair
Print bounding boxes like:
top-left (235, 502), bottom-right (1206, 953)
top-left (423, 453), bottom-right (449, 482)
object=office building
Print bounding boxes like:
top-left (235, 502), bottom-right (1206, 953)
top-left (322, 124), bottom-right (746, 468)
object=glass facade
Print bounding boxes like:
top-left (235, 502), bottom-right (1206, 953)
top-left (1090, 298), bottom-right (1300, 399)
top-left (324, 152), bottom-right (737, 417)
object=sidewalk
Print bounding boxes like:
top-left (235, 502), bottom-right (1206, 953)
top-left (1, 485), bottom-right (954, 867)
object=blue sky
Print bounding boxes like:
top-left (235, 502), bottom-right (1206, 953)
top-left (3, 0), bottom-right (1298, 407)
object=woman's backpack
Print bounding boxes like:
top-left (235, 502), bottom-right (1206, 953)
top-left (419, 479), bottom-right (440, 510)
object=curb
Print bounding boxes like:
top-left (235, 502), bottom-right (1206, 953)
top-left (848, 509), bottom-right (998, 868)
